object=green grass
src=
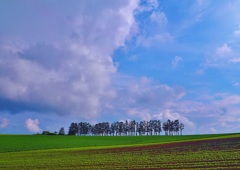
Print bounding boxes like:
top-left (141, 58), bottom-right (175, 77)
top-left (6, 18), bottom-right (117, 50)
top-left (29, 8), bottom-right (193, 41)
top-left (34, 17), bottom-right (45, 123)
top-left (0, 133), bottom-right (239, 169)
top-left (0, 133), bottom-right (238, 152)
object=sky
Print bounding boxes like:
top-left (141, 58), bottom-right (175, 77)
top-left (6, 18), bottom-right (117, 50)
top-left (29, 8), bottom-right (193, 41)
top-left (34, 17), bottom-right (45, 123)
top-left (0, 0), bottom-right (240, 134)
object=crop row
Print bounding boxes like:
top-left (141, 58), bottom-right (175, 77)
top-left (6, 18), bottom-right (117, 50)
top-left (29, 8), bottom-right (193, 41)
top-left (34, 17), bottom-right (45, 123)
top-left (0, 136), bottom-right (239, 169)
top-left (1, 134), bottom-right (227, 153)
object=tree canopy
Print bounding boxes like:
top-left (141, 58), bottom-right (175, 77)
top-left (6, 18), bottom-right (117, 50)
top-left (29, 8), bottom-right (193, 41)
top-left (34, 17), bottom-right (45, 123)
top-left (67, 119), bottom-right (184, 136)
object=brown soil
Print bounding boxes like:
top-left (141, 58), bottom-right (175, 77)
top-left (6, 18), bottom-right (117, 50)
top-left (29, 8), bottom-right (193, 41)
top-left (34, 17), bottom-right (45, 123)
top-left (97, 136), bottom-right (240, 153)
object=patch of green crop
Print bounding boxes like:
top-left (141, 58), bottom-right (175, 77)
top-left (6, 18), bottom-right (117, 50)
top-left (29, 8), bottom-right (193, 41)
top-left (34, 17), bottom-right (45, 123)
top-left (0, 135), bottom-right (239, 169)
top-left (0, 133), bottom-right (239, 152)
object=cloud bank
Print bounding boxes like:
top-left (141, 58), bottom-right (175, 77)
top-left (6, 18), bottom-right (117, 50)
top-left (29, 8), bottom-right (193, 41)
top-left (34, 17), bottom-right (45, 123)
top-left (0, 1), bottom-right (139, 118)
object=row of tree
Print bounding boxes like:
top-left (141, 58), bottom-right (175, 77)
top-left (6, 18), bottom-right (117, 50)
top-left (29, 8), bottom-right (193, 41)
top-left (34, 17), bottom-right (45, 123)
top-left (65, 119), bottom-right (184, 136)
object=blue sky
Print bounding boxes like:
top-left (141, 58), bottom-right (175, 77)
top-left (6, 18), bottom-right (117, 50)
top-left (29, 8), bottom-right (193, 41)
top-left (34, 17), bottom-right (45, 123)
top-left (0, 0), bottom-right (240, 134)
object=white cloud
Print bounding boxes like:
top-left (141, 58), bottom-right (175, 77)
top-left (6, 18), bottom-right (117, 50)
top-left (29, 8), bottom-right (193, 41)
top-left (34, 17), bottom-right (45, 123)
top-left (109, 75), bottom-right (187, 122)
top-left (136, 5), bottom-right (172, 47)
top-left (229, 57), bottom-right (240, 63)
top-left (108, 74), bottom-right (240, 134)
top-left (216, 43), bottom-right (232, 57)
top-left (128, 109), bottom-right (152, 121)
top-left (210, 127), bottom-right (216, 133)
top-left (0, 1), bottom-right (139, 118)
top-left (167, 92), bottom-right (240, 134)
top-left (125, 77), bottom-right (185, 107)
top-left (137, 33), bottom-right (173, 47)
top-left (135, 1), bottom-right (173, 48)
top-left (212, 93), bottom-right (240, 108)
top-left (153, 110), bottom-right (195, 129)
top-left (172, 56), bottom-right (182, 69)
top-left (234, 30), bottom-right (240, 36)
top-left (127, 109), bottom-right (195, 132)
top-left (232, 82), bottom-right (240, 87)
top-left (196, 69), bottom-right (205, 75)
top-left (25, 118), bottom-right (42, 133)
top-left (150, 11), bottom-right (167, 26)
top-left (0, 117), bottom-right (9, 128)
top-left (187, 93), bottom-right (240, 133)
top-left (204, 43), bottom-right (237, 67)
top-left (189, 0), bottom-right (211, 22)
top-left (234, 25), bottom-right (240, 36)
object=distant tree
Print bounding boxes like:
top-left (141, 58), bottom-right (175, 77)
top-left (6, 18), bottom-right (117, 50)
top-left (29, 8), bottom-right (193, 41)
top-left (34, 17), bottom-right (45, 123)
top-left (42, 131), bottom-right (51, 135)
top-left (162, 119), bottom-right (184, 136)
top-left (145, 121), bottom-right (150, 136)
top-left (91, 125), bottom-right (97, 136)
top-left (149, 120), bottom-right (154, 136)
top-left (110, 123), bottom-right (115, 136)
top-left (118, 121), bottom-right (124, 136)
top-left (113, 122), bottom-right (118, 136)
top-left (156, 120), bottom-right (162, 135)
top-left (129, 120), bottom-right (136, 136)
top-left (78, 122), bottom-right (91, 136)
top-left (124, 120), bottom-right (129, 136)
top-left (152, 120), bottom-right (157, 135)
top-left (68, 123), bottom-right (78, 135)
top-left (179, 123), bottom-right (184, 135)
top-left (173, 120), bottom-right (180, 135)
top-left (163, 122), bottom-right (168, 135)
top-left (136, 122), bottom-right (139, 136)
top-left (167, 119), bottom-right (174, 135)
top-left (115, 122), bottom-right (120, 136)
top-left (59, 127), bottom-right (65, 135)
top-left (139, 121), bottom-right (145, 136)
top-left (47, 131), bottom-right (58, 135)
top-left (66, 119), bottom-right (185, 136)
top-left (91, 122), bottom-right (109, 136)
top-left (100, 122), bottom-right (110, 136)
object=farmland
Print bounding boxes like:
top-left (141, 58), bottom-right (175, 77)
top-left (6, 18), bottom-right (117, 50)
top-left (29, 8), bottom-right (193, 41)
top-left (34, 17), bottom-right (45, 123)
top-left (0, 133), bottom-right (239, 169)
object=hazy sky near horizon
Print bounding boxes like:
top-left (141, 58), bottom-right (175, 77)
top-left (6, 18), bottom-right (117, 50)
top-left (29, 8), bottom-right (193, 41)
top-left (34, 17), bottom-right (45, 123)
top-left (0, 0), bottom-right (240, 134)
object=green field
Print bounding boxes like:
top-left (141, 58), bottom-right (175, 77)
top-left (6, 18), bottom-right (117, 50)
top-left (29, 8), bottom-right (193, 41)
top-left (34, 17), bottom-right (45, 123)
top-left (0, 133), bottom-right (239, 169)
top-left (0, 133), bottom-right (237, 152)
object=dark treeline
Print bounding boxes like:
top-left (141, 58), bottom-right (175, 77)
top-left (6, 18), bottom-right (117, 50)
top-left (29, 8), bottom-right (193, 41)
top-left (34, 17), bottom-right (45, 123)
top-left (67, 119), bottom-right (184, 136)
